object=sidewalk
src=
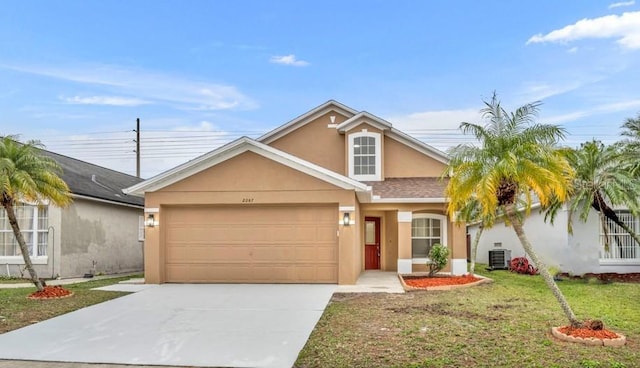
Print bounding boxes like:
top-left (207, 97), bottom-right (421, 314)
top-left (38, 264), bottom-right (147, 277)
top-left (0, 273), bottom-right (143, 289)
top-left (336, 270), bottom-right (405, 293)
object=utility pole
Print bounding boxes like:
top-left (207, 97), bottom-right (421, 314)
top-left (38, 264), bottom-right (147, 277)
top-left (135, 118), bottom-right (141, 178)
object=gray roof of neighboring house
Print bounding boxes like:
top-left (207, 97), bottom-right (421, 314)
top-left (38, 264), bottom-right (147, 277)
top-left (39, 149), bottom-right (144, 207)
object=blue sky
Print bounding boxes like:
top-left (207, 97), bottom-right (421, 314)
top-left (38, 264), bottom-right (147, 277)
top-left (1, 1), bottom-right (639, 177)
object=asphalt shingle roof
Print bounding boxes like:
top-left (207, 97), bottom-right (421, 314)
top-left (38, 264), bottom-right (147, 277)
top-left (363, 177), bottom-right (448, 199)
top-left (39, 149), bottom-right (144, 207)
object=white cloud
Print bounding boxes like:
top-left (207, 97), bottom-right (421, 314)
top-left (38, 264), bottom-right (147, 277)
top-left (542, 98), bottom-right (640, 125)
top-left (61, 95), bottom-right (151, 106)
top-left (567, 46), bottom-right (579, 53)
top-left (387, 109), bottom-right (482, 151)
top-left (527, 11), bottom-right (640, 50)
top-left (0, 63), bottom-right (258, 111)
top-left (389, 109), bottom-right (481, 130)
top-left (174, 121), bottom-right (216, 132)
top-left (516, 80), bottom-right (594, 102)
top-left (269, 54), bottom-right (310, 66)
top-left (609, 1), bottom-right (635, 9)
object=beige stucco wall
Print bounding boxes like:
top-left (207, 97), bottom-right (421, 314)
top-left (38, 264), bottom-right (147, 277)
top-left (59, 198), bottom-right (143, 278)
top-left (384, 211), bottom-right (399, 271)
top-left (384, 136), bottom-right (447, 178)
top-left (144, 151), bottom-right (360, 284)
top-left (269, 112), bottom-right (349, 175)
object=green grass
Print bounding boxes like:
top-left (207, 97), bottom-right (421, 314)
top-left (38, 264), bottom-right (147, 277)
top-left (0, 276), bottom-right (135, 334)
top-left (295, 267), bottom-right (640, 368)
top-left (0, 276), bottom-right (32, 284)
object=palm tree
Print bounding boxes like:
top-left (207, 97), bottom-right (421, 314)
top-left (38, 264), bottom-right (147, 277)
top-left (0, 136), bottom-right (72, 291)
top-left (545, 141), bottom-right (640, 255)
top-left (619, 113), bottom-right (640, 177)
top-left (445, 93), bottom-right (581, 327)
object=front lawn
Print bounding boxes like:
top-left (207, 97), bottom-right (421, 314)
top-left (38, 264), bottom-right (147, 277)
top-left (295, 268), bottom-right (640, 368)
top-left (0, 276), bottom-right (134, 334)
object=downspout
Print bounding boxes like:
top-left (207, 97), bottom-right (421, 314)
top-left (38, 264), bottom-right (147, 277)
top-left (48, 226), bottom-right (55, 279)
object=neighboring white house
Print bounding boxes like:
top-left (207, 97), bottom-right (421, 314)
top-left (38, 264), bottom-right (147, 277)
top-left (0, 149), bottom-right (145, 279)
top-left (469, 206), bottom-right (640, 275)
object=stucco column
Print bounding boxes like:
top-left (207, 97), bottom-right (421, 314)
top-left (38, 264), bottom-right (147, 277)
top-left (450, 219), bottom-right (467, 275)
top-left (338, 205), bottom-right (356, 285)
top-left (397, 211), bottom-right (412, 274)
top-left (143, 207), bottom-right (161, 284)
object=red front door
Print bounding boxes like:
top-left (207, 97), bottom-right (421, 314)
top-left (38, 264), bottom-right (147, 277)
top-left (365, 217), bottom-right (380, 270)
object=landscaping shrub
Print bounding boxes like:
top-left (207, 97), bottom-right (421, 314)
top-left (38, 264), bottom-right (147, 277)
top-left (428, 243), bottom-right (449, 276)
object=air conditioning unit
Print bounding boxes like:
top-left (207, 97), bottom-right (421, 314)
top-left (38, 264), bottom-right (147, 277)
top-left (488, 249), bottom-right (511, 270)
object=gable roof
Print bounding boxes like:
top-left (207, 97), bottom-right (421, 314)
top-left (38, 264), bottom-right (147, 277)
top-left (336, 111), bottom-right (393, 132)
top-left (258, 100), bottom-right (358, 144)
top-left (39, 149), bottom-right (144, 207)
top-left (260, 99), bottom-right (449, 165)
top-left (124, 137), bottom-right (371, 197)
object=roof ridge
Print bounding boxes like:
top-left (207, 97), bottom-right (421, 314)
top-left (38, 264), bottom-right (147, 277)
top-left (39, 146), bottom-right (142, 180)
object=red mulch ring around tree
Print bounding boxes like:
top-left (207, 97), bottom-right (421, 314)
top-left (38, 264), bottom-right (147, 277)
top-left (403, 274), bottom-right (482, 288)
top-left (27, 285), bottom-right (74, 300)
top-left (558, 326), bottom-right (620, 340)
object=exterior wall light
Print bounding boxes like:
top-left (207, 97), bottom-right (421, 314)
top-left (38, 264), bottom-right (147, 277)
top-left (146, 213), bottom-right (156, 227)
top-left (343, 212), bottom-right (351, 226)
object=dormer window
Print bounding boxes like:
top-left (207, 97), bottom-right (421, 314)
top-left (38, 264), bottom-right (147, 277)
top-left (348, 132), bottom-right (381, 181)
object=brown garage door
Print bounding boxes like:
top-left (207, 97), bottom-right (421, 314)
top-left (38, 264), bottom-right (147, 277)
top-left (164, 205), bottom-right (338, 283)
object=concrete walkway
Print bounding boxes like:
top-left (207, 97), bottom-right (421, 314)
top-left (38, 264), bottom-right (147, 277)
top-left (336, 270), bottom-right (405, 293)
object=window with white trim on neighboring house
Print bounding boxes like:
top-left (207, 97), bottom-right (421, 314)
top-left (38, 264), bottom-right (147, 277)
top-left (600, 210), bottom-right (640, 262)
top-left (138, 215), bottom-right (145, 241)
top-left (411, 214), bottom-right (447, 259)
top-left (0, 204), bottom-right (48, 257)
top-left (348, 131), bottom-right (382, 181)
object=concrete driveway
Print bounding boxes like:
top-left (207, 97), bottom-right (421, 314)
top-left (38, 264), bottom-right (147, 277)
top-left (0, 284), bottom-right (336, 368)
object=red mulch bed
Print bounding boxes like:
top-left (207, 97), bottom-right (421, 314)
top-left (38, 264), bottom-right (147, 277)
top-left (403, 274), bottom-right (481, 288)
top-left (558, 326), bottom-right (620, 340)
top-left (559, 272), bottom-right (640, 283)
top-left (27, 285), bottom-right (74, 300)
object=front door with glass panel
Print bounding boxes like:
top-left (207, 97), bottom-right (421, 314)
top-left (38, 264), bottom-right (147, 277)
top-left (364, 217), bottom-right (380, 269)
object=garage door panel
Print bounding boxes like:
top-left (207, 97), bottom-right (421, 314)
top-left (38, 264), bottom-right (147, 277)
top-left (165, 205), bottom-right (338, 283)
top-left (167, 264), bottom-right (254, 283)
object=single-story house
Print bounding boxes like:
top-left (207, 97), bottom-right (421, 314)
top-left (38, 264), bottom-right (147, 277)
top-left (0, 149), bottom-right (145, 279)
top-left (469, 205), bottom-right (640, 275)
top-left (125, 100), bottom-right (467, 284)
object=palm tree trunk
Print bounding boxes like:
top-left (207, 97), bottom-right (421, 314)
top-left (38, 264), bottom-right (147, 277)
top-left (2, 201), bottom-right (44, 291)
top-left (612, 218), bottom-right (640, 253)
top-left (469, 225), bottom-right (484, 275)
top-left (505, 204), bottom-right (581, 327)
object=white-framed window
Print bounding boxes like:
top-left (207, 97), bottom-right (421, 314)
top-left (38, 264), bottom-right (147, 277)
top-left (600, 210), bottom-right (640, 262)
top-left (138, 215), bottom-right (145, 241)
top-left (411, 213), bottom-right (447, 261)
top-left (0, 204), bottom-right (48, 258)
top-left (348, 131), bottom-right (382, 181)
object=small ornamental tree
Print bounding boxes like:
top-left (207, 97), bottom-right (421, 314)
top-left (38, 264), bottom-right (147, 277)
top-left (427, 243), bottom-right (449, 276)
